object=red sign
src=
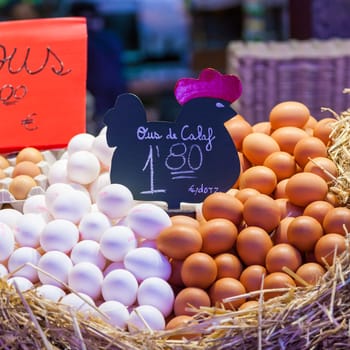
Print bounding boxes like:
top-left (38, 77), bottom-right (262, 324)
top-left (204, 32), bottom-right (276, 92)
top-left (0, 17), bottom-right (87, 153)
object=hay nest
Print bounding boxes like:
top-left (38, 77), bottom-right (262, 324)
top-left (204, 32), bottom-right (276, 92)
top-left (327, 89), bottom-right (350, 207)
top-left (1, 247), bottom-right (350, 350)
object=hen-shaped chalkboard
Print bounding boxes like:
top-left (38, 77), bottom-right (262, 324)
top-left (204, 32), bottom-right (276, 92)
top-left (104, 68), bottom-right (242, 209)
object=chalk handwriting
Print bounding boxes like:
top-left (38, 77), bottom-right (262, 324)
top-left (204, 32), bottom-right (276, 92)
top-left (137, 126), bottom-right (163, 141)
top-left (180, 125), bottom-right (215, 151)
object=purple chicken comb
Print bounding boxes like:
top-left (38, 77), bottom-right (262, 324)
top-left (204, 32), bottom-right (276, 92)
top-left (174, 68), bottom-right (242, 106)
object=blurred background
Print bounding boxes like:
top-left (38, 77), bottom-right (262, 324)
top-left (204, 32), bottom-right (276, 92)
top-left (1, 0), bottom-right (350, 133)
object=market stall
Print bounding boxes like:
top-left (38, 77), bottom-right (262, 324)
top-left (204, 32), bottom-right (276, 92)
top-left (0, 15), bottom-right (349, 350)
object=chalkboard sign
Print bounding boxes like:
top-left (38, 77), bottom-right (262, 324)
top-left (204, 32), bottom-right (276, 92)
top-left (104, 68), bottom-right (242, 209)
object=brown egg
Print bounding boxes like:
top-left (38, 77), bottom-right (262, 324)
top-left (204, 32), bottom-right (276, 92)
top-left (168, 259), bottom-right (185, 288)
top-left (12, 160), bottom-right (41, 178)
top-left (243, 194), bottom-right (281, 233)
top-left (263, 151), bottom-right (297, 181)
top-left (287, 216), bottom-right (323, 252)
top-left (322, 207), bottom-right (350, 236)
top-left (303, 115), bottom-right (318, 131)
top-left (181, 252), bottom-right (217, 289)
top-left (16, 147), bottom-right (44, 164)
top-left (224, 114), bottom-right (253, 151)
top-left (293, 136), bottom-right (328, 169)
top-left (165, 315), bottom-right (199, 339)
top-left (285, 172), bottom-right (328, 207)
top-left (265, 243), bottom-right (302, 273)
top-left (0, 155), bottom-right (10, 169)
top-left (270, 126), bottom-right (308, 154)
top-left (295, 262), bottom-right (326, 286)
top-left (263, 272), bottom-right (296, 300)
top-left (242, 133), bottom-right (280, 165)
top-left (239, 165), bottom-right (277, 195)
top-left (325, 191), bottom-right (340, 207)
top-left (272, 216), bottom-right (293, 244)
top-left (239, 265), bottom-right (266, 293)
top-left (252, 121), bottom-right (271, 135)
top-left (236, 226), bottom-right (273, 265)
top-left (269, 101), bottom-right (310, 129)
top-left (303, 200), bottom-right (334, 225)
top-left (275, 198), bottom-right (304, 218)
top-left (201, 192), bottom-right (243, 226)
top-left (173, 287), bottom-right (211, 316)
top-left (8, 175), bottom-right (37, 200)
top-left (235, 188), bottom-right (260, 204)
top-left (227, 188), bottom-right (239, 196)
top-left (214, 253), bottom-right (243, 279)
top-left (157, 224), bottom-right (202, 260)
top-left (209, 277), bottom-right (246, 309)
top-left (170, 215), bottom-right (200, 229)
top-left (313, 117), bottom-right (336, 145)
top-left (199, 218), bottom-right (237, 255)
top-left (303, 156), bottom-right (338, 182)
top-left (238, 151), bottom-right (251, 173)
top-left (273, 179), bottom-right (289, 199)
top-left (239, 300), bottom-right (259, 311)
top-left (314, 233), bottom-right (346, 266)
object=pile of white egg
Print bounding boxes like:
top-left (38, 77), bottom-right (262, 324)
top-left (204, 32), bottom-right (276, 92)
top-left (0, 129), bottom-right (175, 332)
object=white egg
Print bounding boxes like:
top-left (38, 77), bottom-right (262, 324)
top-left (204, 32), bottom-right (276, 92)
top-left (45, 183), bottom-right (73, 213)
top-left (7, 276), bottom-right (33, 292)
top-left (70, 240), bottom-right (106, 270)
top-left (35, 284), bottom-right (66, 302)
top-left (37, 250), bottom-right (73, 287)
top-left (89, 172), bottom-right (111, 203)
top-left (47, 159), bottom-right (69, 185)
top-left (67, 182), bottom-right (91, 198)
top-left (137, 277), bottom-right (175, 317)
top-left (14, 213), bottom-right (46, 248)
top-left (91, 133), bottom-right (115, 169)
top-left (50, 189), bottom-right (91, 224)
top-left (101, 269), bottom-right (138, 306)
top-left (40, 219), bottom-right (79, 253)
top-left (124, 247), bottom-right (171, 281)
top-left (0, 208), bottom-right (22, 230)
top-left (67, 133), bottom-right (95, 154)
top-left (60, 292), bottom-right (96, 315)
top-left (96, 183), bottom-right (134, 220)
top-left (67, 150), bottom-right (101, 185)
top-left (22, 194), bottom-right (52, 222)
top-left (68, 262), bottom-right (103, 300)
top-left (128, 305), bottom-right (165, 332)
top-left (8, 247), bottom-right (41, 283)
top-left (103, 261), bottom-right (125, 277)
top-left (0, 263), bottom-right (8, 277)
top-left (79, 211), bottom-right (111, 242)
top-left (99, 226), bottom-right (137, 262)
top-left (0, 222), bottom-right (15, 262)
top-left (126, 203), bottom-right (171, 240)
top-left (97, 300), bottom-right (129, 329)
